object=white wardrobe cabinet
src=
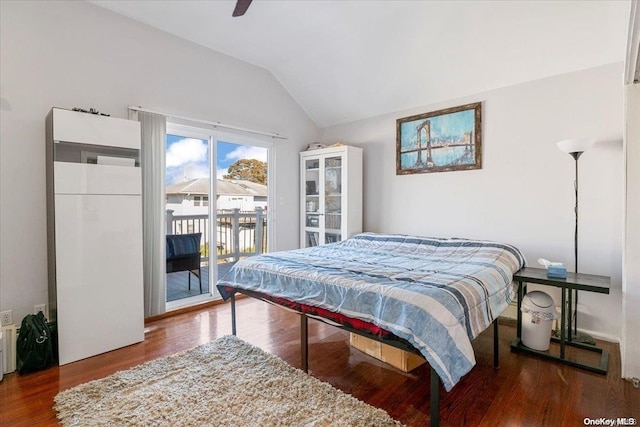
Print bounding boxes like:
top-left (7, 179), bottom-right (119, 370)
top-left (300, 145), bottom-right (363, 248)
top-left (46, 108), bottom-right (144, 365)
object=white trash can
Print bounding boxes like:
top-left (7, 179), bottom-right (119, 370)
top-left (521, 291), bottom-right (559, 351)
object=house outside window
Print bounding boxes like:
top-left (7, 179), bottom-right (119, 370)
top-left (193, 196), bottom-right (209, 207)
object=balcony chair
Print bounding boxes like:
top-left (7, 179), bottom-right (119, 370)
top-left (166, 232), bottom-right (202, 293)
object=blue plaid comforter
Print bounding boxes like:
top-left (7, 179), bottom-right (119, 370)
top-left (217, 233), bottom-right (525, 391)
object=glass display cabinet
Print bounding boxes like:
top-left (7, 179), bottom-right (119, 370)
top-left (300, 145), bottom-right (362, 248)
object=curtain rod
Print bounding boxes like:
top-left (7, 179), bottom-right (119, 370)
top-left (128, 105), bottom-right (287, 140)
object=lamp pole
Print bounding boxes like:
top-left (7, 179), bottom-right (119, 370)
top-left (571, 151), bottom-right (583, 337)
top-left (556, 138), bottom-right (594, 344)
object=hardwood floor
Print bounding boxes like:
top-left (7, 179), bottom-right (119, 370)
top-left (1, 298), bottom-right (638, 426)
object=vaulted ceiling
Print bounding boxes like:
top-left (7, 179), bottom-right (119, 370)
top-left (91, 0), bottom-right (630, 128)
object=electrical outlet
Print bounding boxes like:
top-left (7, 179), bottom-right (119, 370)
top-left (0, 310), bottom-right (13, 326)
top-left (34, 304), bottom-right (48, 320)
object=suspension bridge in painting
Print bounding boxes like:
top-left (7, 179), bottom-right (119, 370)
top-left (403, 119), bottom-right (475, 168)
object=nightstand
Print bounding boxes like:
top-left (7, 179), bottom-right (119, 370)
top-left (510, 267), bottom-right (611, 374)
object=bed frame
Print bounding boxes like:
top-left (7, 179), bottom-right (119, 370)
top-left (228, 291), bottom-right (500, 427)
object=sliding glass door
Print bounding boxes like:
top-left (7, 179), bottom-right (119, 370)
top-left (165, 126), bottom-right (212, 307)
top-left (164, 123), bottom-right (273, 309)
top-left (213, 134), bottom-right (271, 282)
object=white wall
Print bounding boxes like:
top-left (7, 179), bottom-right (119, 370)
top-left (320, 63), bottom-right (624, 341)
top-left (0, 1), bottom-right (317, 322)
top-left (623, 83), bottom-right (640, 379)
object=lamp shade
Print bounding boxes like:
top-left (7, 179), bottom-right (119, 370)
top-left (556, 138), bottom-right (595, 154)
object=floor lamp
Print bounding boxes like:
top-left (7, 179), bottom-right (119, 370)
top-left (556, 138), bottom-right (596, 345)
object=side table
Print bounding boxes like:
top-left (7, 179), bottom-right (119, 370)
top-left (510, 267), bottom-right (611, 374)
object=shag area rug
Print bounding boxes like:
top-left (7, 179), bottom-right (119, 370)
top-left (54, 335), bottom-right (402, 426)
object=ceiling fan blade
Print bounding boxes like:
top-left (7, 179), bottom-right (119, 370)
top-left (232, 0), bottom-right (252, 17)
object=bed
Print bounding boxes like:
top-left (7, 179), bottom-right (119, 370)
top-left (217, 233), bottom-right (525, 426)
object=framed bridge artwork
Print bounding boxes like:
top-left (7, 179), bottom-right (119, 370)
top-left (396, 102), bottom-right (482, 174)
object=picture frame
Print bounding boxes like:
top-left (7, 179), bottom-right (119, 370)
top-left (396, 102), bottom-right (482, 174)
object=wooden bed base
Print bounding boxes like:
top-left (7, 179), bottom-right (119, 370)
top-left (229, 292), bottom-right (500, 427)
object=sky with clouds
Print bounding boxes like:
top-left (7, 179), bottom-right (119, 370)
top-left (165, 134), bottom-right (267, 185)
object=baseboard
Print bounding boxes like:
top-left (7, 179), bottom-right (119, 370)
top-left (574, 328), bottom-right (620, 344)
top-left (501, 302), bottom-right (620, 344)
top-left (145, 295), bottom-right (245, 324)
top-left (497, 316), bottom-right (517, 326)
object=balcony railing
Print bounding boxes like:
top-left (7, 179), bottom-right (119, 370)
top-left (166, 207), bottom-right (267, 263)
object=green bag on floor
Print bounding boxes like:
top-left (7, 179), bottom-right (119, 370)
top-left (16, 312), bottom-right (55, 374)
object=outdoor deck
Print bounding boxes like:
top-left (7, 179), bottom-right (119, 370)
top-left (166, 208), bottom-right (267, 303)
top-left (166, 261), bottom-right (236, 302)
